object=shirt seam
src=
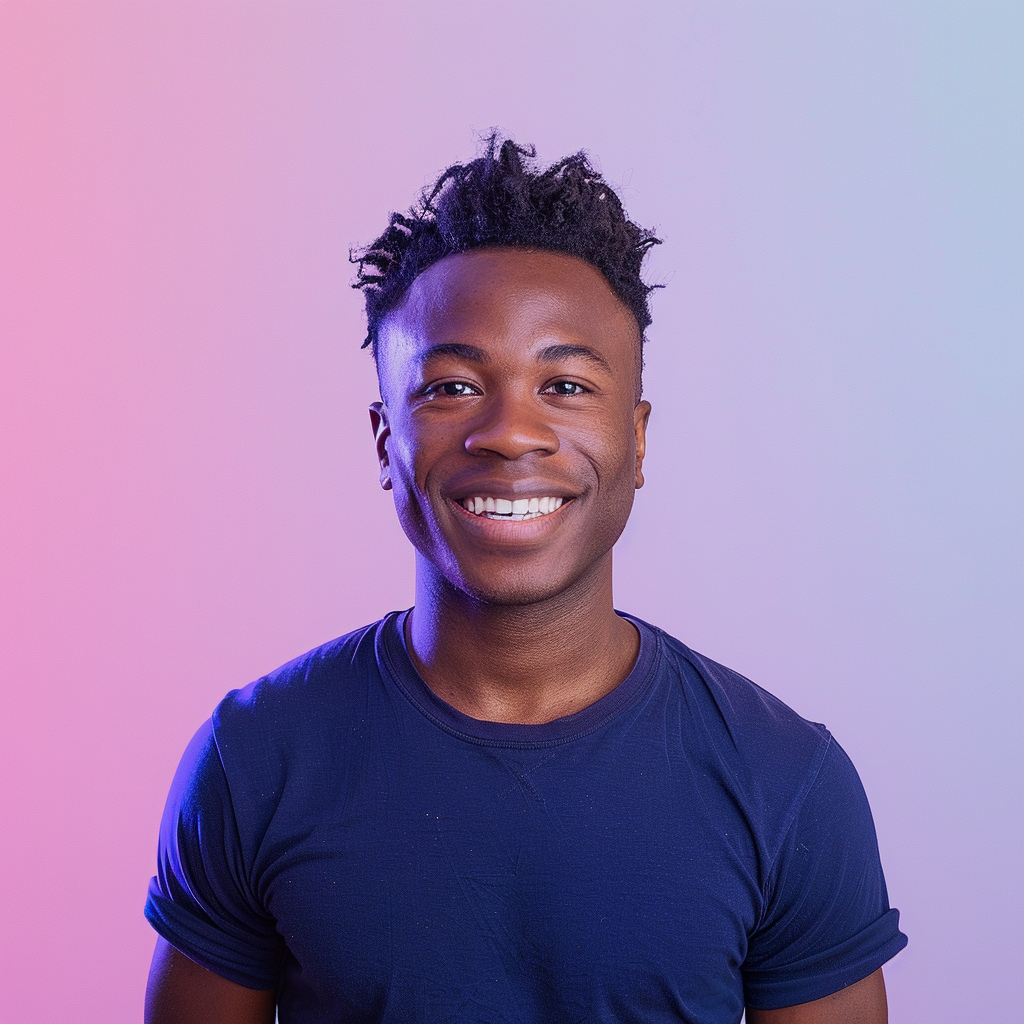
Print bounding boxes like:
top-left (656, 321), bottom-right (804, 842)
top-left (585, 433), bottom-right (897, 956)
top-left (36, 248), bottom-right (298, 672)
top-left (210, 712), bottom-right (278, 924)
top-left (754, 730), bottom-right (833, 929)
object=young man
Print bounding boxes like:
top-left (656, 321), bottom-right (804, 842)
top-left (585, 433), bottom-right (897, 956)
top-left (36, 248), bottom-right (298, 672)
top-left (145, 137), bottom-right (906, 1023)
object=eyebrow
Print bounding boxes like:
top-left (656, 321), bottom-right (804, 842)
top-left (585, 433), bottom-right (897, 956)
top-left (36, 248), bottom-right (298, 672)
top-left (417, 343), bottom-right (490, 366)
top-left (417, 341), bottom-right (613, 373)
top-left (538, 344), bottom-right (612, 373)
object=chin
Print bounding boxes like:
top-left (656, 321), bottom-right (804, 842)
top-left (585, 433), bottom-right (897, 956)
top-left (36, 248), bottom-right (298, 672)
top-left (460, 580), bottom-right (566, 608)
top-left (450, 558), bottom-right (600, 609)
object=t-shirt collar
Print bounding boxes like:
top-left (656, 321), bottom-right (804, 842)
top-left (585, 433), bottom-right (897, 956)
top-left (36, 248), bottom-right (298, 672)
top-left (378, 608), bottom-right (661, 748)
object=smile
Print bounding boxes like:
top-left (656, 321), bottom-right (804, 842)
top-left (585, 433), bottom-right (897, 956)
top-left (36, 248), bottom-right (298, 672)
top-left (458, 496), bottom-right (566, 521)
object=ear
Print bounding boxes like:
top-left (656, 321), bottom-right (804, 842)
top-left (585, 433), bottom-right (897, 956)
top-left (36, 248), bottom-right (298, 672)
top-left (633, 401), bottom-right (652, 489)
top-left (369, 402), bottom-right (392, 491)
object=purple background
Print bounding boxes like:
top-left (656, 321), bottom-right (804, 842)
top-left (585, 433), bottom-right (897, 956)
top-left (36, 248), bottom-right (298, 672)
top-left (1, 3), bottom-right (1020, 1021)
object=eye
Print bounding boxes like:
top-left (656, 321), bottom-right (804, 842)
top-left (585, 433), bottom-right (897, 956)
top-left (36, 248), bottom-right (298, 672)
top-left (424, 381), bottom-right (479, 397)
top-left (545, 380), bottom-right (589, 396)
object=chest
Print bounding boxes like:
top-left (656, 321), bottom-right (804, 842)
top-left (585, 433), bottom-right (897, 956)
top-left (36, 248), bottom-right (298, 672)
top-left (259, 744), bottom-right (762, 1023)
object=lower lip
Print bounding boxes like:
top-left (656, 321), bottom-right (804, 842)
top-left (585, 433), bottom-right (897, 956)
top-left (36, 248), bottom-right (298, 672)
top-left (449, 499), bottom-right (573, 539)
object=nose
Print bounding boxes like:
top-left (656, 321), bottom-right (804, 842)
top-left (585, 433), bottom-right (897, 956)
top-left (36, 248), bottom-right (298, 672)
top-left (464, 393), bottom-right (560, 460)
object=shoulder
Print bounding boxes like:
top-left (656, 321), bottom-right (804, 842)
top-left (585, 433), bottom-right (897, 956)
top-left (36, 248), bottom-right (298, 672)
top-left (205, 614), bottom-right (400, 793)
top-left (654, 624), bottom-right (831, 765)
top-left (179, 614), bottom-right (402, 841)
top-left (639, 620), bottom-right (836, 856)
top-left (212, 614), bottom-right (393, 734)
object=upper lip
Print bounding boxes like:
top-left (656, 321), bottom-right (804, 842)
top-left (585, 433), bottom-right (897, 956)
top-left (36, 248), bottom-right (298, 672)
top-left (446, 479), bottom-right (579, 503)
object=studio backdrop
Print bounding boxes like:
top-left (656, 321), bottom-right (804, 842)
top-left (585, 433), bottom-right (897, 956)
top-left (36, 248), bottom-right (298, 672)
top-left (1, 3), bottom-right (1020, 1022)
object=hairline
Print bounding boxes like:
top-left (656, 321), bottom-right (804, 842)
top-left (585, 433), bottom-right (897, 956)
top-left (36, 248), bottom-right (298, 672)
top-left (374, 245), bottom-right (645, 397)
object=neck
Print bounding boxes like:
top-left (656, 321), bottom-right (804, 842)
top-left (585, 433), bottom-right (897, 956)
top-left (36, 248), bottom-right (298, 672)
top-left (406, 553), bottom-right (639, 725)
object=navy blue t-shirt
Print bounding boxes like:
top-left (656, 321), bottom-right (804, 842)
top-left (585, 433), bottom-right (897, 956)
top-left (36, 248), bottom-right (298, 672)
top-left (146, 612), bottom-right (906, 1022)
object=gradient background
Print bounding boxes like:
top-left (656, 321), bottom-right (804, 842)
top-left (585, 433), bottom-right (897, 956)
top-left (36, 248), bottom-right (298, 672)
top-left (1, 3), bottom-right (1020, 1022)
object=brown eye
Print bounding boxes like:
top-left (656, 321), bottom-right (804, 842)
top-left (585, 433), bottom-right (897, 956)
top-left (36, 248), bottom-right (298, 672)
top-left (427, 381), bottom-right (478, 397)
top-left (548, 381), bottom-right (587, 396)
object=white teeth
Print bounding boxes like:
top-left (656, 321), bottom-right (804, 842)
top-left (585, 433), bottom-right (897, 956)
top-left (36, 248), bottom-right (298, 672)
top-left (459, 496), bottom-right (568, 520)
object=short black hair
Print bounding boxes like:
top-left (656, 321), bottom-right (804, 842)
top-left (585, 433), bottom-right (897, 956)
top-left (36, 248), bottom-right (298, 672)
top-left (351, 133), bottom-right (662, 358)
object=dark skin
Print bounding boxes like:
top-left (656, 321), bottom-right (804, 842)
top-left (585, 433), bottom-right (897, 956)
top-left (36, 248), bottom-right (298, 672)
top-left (372, 247), bottom-right (648, 723)
top-left (145, 940), bottom-right (275, 1024)
top-left (144, 248), bottom-right (888, 1022)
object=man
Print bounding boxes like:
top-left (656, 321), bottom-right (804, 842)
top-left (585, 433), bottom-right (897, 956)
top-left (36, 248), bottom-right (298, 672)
top-left (145, 136), bottom-right (906, 1023)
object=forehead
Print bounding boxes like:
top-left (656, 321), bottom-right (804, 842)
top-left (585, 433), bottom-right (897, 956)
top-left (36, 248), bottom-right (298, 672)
top-left (378, 248), bottom-right (640, 369)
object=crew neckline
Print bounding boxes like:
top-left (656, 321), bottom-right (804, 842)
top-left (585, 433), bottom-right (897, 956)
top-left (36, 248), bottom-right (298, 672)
top-left (378, 608), bottom-right (661, 748)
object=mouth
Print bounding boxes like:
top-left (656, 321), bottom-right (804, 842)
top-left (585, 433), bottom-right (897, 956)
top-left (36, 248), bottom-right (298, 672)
top-left (455, 495), bottom-right (568, 521)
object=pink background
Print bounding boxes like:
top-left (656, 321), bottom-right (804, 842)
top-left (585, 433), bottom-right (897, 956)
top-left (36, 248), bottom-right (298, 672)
top-left (1, 3), bottom-right (1020, 1021)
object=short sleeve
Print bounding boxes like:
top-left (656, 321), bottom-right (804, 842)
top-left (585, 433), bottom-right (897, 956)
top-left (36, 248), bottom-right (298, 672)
top-left (144, 719), bottom-right (284, 990)
top-left (742, 736), bottom-right (907, 1009)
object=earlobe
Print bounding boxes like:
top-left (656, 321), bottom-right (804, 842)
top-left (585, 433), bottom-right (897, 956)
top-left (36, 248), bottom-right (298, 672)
top-left (634, 400), bottom-right (652, 489)
top-left (368, 402), bottom-right (393, 491)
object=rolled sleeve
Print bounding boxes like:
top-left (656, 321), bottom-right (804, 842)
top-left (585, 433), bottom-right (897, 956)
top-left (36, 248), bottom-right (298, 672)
top-left (743, 737), bottom-right (907, 1009)
top-left (144, 719), bottom-right (284, 990)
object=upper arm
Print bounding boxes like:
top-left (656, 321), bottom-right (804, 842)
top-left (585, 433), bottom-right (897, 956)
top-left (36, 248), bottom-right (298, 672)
top-left (145, 719), bottom-right (285, 992)
top-left (747, 968), bottom-right (887, 1024)
top-left (743, 738), bottom-right (906, 1008)
top-left (145, 937), bottom-right (276, 1024)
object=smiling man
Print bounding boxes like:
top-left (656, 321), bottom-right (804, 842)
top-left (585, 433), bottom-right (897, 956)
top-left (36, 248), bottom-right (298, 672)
top-left (145, 137), bottom-right (906, 1023)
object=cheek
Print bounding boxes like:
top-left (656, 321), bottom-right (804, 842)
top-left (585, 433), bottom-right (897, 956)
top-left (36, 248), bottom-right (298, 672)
top-left (386, 427), bottom-right (446, 531)
top-left (588, 428), bottom-right (640, 533)
top-left (387, 455), bottom-right (440, 555)
top-left (588, 419), bottom-right (638, 490)
top-left (387, 435), bottom-right (417, 485)
top-left (385, 421), bottom-right (430, 487)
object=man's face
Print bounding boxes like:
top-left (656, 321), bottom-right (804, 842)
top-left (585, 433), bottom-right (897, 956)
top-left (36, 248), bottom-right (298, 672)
top-left (371, 248), bottom-right (651, 607)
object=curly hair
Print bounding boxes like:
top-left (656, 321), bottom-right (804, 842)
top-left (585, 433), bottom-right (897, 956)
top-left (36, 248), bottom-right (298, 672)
top-left (351, 133), bottom-right (662, 358)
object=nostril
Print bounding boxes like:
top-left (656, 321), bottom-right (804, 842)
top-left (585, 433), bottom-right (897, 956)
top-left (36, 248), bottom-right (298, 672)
top-left (464, 420), bottom-right (560, 459)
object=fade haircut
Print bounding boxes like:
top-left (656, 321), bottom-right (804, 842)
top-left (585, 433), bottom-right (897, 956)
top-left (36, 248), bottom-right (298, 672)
top-left (351, 133), bottom-right (662, 359)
